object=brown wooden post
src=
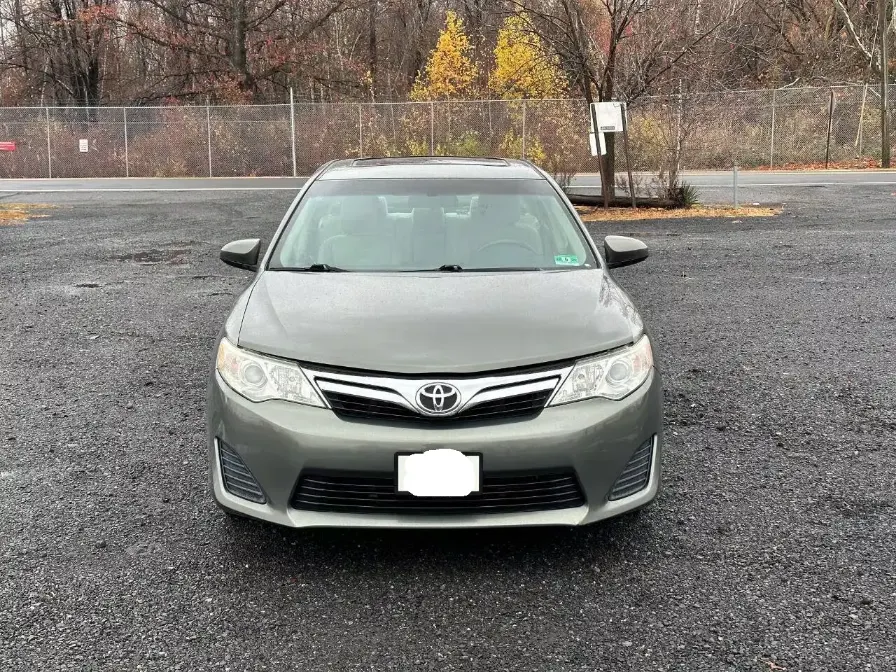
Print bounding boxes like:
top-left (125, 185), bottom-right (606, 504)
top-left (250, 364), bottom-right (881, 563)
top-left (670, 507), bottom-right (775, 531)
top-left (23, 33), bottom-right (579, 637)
top-left (622, 102), bottom-right (637, 208)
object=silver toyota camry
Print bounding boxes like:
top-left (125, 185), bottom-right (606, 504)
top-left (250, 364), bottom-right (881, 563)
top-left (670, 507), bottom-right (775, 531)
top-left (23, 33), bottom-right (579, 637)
top-left (206, 157), bottom-right (662, 528)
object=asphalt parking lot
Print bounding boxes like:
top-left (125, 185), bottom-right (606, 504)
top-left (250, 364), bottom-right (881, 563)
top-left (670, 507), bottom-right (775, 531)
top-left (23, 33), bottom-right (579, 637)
top-left (1, 183), bottom-right (894, 671)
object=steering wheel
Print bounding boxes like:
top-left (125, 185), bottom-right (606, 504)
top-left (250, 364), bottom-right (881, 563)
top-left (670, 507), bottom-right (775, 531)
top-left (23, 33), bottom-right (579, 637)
top-left (474, 239), bottom-right (539, 257)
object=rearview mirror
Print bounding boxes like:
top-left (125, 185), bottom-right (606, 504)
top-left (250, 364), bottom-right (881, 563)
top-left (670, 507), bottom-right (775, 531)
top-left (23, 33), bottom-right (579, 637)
top-left (604, 236), bottom-right (649, 269)
top-left (220, 239), bottom-right (261, 271)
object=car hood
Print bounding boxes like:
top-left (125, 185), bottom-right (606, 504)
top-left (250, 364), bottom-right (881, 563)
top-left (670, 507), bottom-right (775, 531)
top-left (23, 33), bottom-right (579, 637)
top-left (236, 270), bottom-right (643, 374)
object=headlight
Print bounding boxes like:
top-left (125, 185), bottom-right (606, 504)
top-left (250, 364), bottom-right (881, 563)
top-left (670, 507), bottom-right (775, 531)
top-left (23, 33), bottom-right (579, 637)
top-left (549, 336), bottom-right (653, 405)
top-left (215, 337), bottom-right (325, 407)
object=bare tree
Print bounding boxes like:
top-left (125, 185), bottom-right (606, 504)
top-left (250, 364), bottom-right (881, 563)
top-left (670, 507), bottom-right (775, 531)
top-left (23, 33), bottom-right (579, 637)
top-left (831, 0), bottom-right (890, 76)
top-left (0, 0), bottom-right (887, 108)
top-left (509, 0), bottom-right (744, 197)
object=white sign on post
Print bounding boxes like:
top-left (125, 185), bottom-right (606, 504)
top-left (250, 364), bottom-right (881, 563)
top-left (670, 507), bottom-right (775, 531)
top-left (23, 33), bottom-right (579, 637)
top-left (588, 100), bottom-right (637, 208)
top-left (592, 101), bottom-right (626, 133)
top-left (79, 138), bottom-right (89, 153)
top-left (588, 129), bottom-right (607, 157)
top-left (588, 112), bottom-right (608, 157)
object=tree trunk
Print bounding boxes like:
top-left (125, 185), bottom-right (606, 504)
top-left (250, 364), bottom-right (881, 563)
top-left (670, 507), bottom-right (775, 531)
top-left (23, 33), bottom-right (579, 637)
top-left (605, 133), bottom-right (617, 198)
top-left (581, 76), bottom-right (608, 206)
top-left (601, 30), bottom-right (618, 199)
top-left (230, 0), bottom-right (251, 93)
top-left (368, 0), bottom-right (377, 99)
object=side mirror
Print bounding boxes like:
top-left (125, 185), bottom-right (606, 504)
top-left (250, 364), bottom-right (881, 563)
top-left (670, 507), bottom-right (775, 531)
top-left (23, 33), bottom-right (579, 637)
top-left (604, 235), bottom-right (649, 269)
top-left (220, 239), bottom-right (261, 271)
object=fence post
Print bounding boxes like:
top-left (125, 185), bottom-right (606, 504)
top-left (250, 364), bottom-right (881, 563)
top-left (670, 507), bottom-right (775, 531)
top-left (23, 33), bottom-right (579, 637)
top-left (358, 104), bottom-right (364, 157)
top-left (206, 102), bottom-right (213, 177)
top-left (733, 164), bottom-right (739, 208)
top-left (676, 80), bottom-right (683, 177)
top-left (856, 83), bottom-right (869, 157)
top-left (521, 100), bottom-right (527, 159)
top-left (488, 99), bottom-right (492, 137)
top-left (45, 107), bottom-right (52, 179)
top-left (882, 0), bottom-right (891, 168)
top-left (769, 89), bottom-right (776, 169)
top-left (289, 87), bottom-right (297, 177)
top-left (430, 101), bottom-right (435, 155)
top-left (825, 88), bottom-right (835, 169)
top-left (123, 108), bottom-right (129, 178)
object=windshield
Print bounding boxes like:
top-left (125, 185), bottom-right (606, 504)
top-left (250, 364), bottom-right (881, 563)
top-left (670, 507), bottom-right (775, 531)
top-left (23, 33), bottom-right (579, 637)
top-left (268, 178), bottom-right (596, 272)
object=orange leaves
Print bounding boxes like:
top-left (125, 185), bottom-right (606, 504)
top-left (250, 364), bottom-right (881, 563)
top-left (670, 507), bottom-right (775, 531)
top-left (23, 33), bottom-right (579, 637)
top-left (76, 4), bottom-right (118, 26)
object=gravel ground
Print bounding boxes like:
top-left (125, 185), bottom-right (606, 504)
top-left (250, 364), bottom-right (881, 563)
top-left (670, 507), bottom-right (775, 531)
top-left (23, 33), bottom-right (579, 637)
top-left (1, 186), bottom-right (894, 671)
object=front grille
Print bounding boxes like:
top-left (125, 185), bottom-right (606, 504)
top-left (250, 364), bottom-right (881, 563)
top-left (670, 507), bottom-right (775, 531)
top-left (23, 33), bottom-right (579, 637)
top-left (323, 389), bottom-right (552, 423)
top-left (292, 470), bottom-right (585, 515)
top-left (218, 440), bottom-right (266, 504)
top-left (608, 438), bottom-right (654, 501)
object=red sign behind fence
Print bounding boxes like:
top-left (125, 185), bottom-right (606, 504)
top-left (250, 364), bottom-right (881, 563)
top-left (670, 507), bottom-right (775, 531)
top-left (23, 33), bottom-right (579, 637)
top-left (0, 142), bottom-right (16, 151)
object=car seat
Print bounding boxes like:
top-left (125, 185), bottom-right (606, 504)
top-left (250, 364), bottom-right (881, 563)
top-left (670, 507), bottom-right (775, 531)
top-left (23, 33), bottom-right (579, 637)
top-left (408, 194), bottom-right (471, 268)
top-left (409, 205), bottom-right (448, 268)
top-left (318, 195), bottom-right (396, 268)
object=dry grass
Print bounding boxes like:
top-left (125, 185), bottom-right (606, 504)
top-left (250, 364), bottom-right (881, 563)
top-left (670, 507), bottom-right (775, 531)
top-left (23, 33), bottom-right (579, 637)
top-left (0, 203), bottom-right (54, 226)
top-left (756, 158), bottom-right (883, 171)
top-left (576, 204), bottom-right (780, 222)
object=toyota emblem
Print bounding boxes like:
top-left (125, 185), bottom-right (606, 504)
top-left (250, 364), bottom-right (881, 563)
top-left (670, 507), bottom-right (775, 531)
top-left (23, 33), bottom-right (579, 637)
top-left (415, 383), bottom-right (461, 415)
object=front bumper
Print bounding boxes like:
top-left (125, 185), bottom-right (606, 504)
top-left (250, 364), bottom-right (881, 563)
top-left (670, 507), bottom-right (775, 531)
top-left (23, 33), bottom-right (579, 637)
top-left (206, 369), bottom-right (664, 528)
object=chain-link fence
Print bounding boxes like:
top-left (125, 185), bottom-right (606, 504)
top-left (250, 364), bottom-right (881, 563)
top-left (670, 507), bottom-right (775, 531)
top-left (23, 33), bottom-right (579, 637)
top-left (627, 85), bottom-right (890, 171)
top-left (0, 85), bottom-right (890, 178)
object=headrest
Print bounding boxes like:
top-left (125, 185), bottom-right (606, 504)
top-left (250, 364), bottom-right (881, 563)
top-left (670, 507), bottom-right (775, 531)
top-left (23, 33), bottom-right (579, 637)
top-left (339, 195), bottom-right (385, 234)
top-left (474, 193), bottom-right (520, 225)
top-left (408, 194), bottom-right (431, 210)
top-left (412, 206), bottom-right (445, 231)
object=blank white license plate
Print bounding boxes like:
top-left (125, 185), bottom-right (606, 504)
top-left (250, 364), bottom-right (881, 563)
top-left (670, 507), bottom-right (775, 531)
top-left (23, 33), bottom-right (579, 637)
top-left (396, 450), bottom-right (481, 497)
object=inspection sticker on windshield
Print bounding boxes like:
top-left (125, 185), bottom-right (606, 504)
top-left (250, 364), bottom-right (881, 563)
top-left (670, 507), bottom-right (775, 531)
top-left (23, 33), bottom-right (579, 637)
top-left (396, 450), bottom-right (481, 497)
top-left (554, 255), bottom-right (580, 266)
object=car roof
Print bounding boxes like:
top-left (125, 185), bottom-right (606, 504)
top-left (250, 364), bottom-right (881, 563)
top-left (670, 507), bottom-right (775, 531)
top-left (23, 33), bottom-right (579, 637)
top-left (317, 156), bottom-right (544, 181)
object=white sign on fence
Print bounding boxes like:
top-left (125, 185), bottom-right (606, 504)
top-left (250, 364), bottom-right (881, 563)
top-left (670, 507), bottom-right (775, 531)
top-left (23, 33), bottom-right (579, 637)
top-left (592, 102), bottom-right (626, 133)
top-left (79, 138), bottom-right (89, 153)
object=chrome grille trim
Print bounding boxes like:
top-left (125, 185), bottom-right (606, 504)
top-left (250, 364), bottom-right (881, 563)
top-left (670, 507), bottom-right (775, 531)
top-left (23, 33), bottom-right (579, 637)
top-left (461, 378), bottom-right (559, 411)
top-left (315, 380), bottom-right (416, 413)
top-left (305, 365), bottom-right (573, 418)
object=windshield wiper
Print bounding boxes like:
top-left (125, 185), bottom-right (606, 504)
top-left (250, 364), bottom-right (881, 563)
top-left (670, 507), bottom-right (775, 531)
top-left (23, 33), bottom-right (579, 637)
top-left (400, 264), bottom-right (464, 272)
top-left (462, 266), bottom-right (545, 272)
top-left (403, 265), bottom-right (545, 273)
top-left (272, 264), bottom-right (347, 272)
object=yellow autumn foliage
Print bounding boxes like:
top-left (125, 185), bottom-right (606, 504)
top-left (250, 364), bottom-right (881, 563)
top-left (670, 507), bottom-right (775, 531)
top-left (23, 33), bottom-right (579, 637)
top-left (410, 11), bottom-right (478, 101)
top-left (500, 130), bottom-right (546, 165)
top-left (489, 12), bottom-right (567, 99)
top-left (485, 11), bottom-right (577, 183)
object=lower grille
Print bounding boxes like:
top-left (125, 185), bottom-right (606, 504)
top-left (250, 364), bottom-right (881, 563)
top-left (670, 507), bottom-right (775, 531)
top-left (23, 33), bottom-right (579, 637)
top-left (218, 440), bottom-right (266, 504)
top-left (608, 438), bottom-right (654, 500)
top-left (292, 470), bottom-right (585, 515)
top-left (323, 389), bottom-right (552, 424)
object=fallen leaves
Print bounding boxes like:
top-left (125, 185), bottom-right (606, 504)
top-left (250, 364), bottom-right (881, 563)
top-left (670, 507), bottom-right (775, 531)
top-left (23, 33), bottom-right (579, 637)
top-left (0, 203), bottom-right (54, 226)
top-left (576, 205), bottom-right (781, 222)
top-left (756, 158), bottom-right (884, 171)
